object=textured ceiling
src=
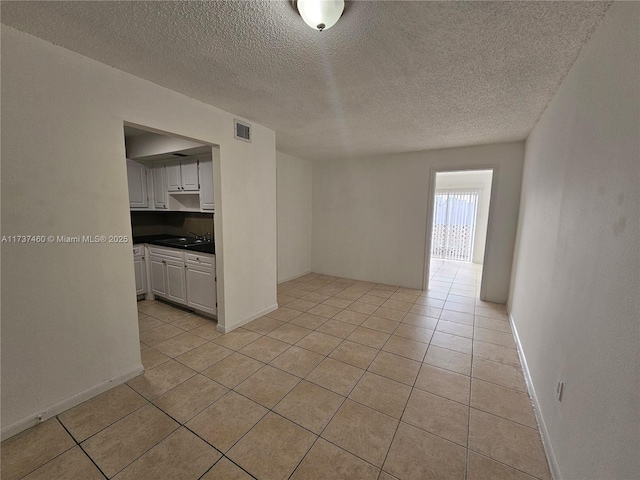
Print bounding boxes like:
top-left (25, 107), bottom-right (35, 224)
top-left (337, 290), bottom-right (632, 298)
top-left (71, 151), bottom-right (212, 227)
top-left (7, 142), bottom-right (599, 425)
top-left (2, 1), bottom-right (611, 161)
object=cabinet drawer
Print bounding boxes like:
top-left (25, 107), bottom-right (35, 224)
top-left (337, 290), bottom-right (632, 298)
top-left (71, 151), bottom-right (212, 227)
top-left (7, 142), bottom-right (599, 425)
top-left (186, 252), bottom-right (215, 268)
top-left (148, 246), bottom-right (185, 261)
top-left (133, 244), bottom-right (144, 257)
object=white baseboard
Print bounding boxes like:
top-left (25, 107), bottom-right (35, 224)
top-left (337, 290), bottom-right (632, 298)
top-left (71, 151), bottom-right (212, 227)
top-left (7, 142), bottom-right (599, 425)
top-left (217, 303), bottom-right (279, 333)
top-left (508, 309), bottom-right (562, 480)
top-left (1, 364), bottom-right (144, 441)
top-left (277, 270), bottom-right (312, 284)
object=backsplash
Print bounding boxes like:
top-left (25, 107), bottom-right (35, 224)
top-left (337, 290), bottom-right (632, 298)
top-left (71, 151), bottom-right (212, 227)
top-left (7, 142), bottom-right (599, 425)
top-left (131, 211), bottom-right (214, 238)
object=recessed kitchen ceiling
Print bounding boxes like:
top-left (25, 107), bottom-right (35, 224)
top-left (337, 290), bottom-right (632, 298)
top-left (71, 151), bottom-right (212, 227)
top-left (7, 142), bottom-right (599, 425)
top-left (1, 1), bottom-right (611, 161)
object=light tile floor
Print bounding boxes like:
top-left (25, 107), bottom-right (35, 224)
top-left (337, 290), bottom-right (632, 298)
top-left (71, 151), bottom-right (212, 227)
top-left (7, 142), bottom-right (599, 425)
top-left (1, 260), bottom-right (551, 480)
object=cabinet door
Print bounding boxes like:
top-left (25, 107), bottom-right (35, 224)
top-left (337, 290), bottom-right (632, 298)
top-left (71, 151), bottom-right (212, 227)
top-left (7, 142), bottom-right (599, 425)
top-left (166, 259), bottom-right (186, 304)
top-left (134, 256), bottom-right (147, 295)
top-left (149, 257), bottom-right (167, 296)
top-left (152, 164), bottom-right (167, 209)
top-left (186, 265), bottom-right (216, 314)
top-left (181, 159), bottom-right (200, 191)
top-left (199, 157), bottom-right (214, 211)
top-left (165, 160), bottom-right (182, 192)
top-left (127, 159), bottom-right (148, 208)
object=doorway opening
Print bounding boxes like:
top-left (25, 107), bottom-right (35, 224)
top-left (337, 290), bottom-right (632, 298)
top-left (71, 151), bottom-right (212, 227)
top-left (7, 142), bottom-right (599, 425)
top-left (425, 169), bottom-right (494, 293)
top-left (123, 123), bottom-right (222, 326)
top-left (431, 188), bottom-right (480, 263)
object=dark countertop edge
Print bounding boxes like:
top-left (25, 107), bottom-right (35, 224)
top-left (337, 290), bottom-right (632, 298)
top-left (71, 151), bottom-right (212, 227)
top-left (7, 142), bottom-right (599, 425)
top-left (133, 234), bottom-right (215, 255)
top-left (132, 234), bottom-right (176, 244)
top-left (182, 243), bottom-right (215, 254)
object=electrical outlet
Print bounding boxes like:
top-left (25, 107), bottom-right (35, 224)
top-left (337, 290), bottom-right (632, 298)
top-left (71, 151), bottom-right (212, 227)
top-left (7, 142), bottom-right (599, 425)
top-left (556, 379), bottom-right (564, 401)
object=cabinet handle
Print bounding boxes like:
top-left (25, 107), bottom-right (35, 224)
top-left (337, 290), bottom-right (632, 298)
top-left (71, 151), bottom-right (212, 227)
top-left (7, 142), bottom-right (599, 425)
top-left (196, 257), bottom-right (200, 261)
top-left (162, 260), bottom-right (166, 264)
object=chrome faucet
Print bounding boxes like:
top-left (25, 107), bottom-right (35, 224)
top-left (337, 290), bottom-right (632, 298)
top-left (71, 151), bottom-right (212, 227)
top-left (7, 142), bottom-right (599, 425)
top-left (186, 230), bottom-right (202, 240)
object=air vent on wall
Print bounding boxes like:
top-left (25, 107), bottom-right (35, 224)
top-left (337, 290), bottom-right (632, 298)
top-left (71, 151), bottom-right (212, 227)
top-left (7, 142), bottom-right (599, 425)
top-left (234, 119), bottom-right (251, 143)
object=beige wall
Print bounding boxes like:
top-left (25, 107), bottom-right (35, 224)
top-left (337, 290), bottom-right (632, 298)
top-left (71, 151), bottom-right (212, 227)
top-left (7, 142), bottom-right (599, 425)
top-left (311, 142), bottom-right (524, 301)
top-left (1, 27), bottom-right (277, 438)
top-left (276, 152), bottom-right (313, 282)
top-left (508, 3), bottom-right (639, 478)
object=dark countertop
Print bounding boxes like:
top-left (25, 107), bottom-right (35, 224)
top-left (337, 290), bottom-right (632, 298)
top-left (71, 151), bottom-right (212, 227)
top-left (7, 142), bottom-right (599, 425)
top-left (133, 234), bottom-right (215, 255)
top-left (133, 234), bottom-right (176, 244)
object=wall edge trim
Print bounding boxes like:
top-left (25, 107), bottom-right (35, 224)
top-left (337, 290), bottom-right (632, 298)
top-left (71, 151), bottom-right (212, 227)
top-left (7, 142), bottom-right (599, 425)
top-left (508, 309), bottom-right (562, 480)
top-left (1, 364), bottom-right (144, 441)
top-left (217, 303), bottom-right (279, 333)
top-left (277, 270), bottom-right (312, 284)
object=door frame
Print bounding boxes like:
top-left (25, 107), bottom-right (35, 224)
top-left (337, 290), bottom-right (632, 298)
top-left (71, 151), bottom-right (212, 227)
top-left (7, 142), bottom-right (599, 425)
top-left (422, 165), bottom-right (499, 301)
top-left (123, 121), bottom-right (223, 323)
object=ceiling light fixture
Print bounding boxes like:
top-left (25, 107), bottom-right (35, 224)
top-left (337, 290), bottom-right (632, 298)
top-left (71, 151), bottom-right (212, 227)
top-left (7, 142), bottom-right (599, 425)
top-left (297, 0), bottom-right (345, 32)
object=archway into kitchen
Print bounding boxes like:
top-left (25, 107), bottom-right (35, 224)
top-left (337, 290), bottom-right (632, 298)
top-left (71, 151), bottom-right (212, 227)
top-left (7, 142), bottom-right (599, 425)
top-left (423, 168), bottom-right (495, 302)
top-left (123, 122), bottom-right (223, 335)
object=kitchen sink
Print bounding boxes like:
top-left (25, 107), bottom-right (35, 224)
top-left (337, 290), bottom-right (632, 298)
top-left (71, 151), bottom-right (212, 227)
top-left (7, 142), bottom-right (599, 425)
top-left (157, 237), bottom-right (210, 248)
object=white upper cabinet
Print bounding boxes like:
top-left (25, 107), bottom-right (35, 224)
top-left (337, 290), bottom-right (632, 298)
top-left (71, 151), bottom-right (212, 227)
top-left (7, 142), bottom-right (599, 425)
top-left (166, 158), bottom-right (199, 192)
top-left (126, 153), bottom-right (214, 212)
top-left (127, 159), bottom-right (148, 209)
top-left (151, 163), bottom-right (167, 209)
top-left (199, 157), bottom-right (214, 211)
top-left (181, 159), bottom-right (199, 191)
top-left (165, 160), bottom-right (182, 192)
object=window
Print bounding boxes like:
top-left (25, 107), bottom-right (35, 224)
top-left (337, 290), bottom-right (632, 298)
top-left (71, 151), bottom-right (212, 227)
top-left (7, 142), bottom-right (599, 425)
top-left (431, 188), bottom-right (480, 262)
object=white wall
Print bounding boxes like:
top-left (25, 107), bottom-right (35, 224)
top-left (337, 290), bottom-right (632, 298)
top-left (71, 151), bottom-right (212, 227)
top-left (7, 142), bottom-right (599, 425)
top-left (1, 27), bottom-right (277, 438)
top-left (276, 152), bottom-right (313, 282)
top-left (311, 142), bottom-right (524, 301)
top-left (508, 3), bottom-right (639, 479)
top-left (435, 170), bottom-right (493, 264)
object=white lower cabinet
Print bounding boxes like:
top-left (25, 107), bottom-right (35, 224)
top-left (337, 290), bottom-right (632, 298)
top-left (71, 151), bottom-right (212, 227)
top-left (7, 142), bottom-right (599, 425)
top-left (186, 256), bottom-right (216, 314)
top-left (166, 259), bottom-right (187, 304)
top-left (147, 245), bottom-right (216, 316)
top-left (133, 245), bottom-right (147, 295)
top-left (149, 257), bottom-right (167, 296)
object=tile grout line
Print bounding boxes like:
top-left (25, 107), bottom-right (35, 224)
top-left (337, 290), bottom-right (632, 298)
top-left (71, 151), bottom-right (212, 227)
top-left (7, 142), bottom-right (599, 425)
top-left (24, 266), bottom-right (537, 480)
top-left (463, 270), bottom-right (475, 480)
top-left (46, 267), bottom-right (532, 480)
top-left (190, 277), bottom-right (377, 479)
top-left (376, 276), bottom-right (460, 478)
top-left (56, 417), bottom-right (109, 480)
top-left (268, 279), bottom-right (407, 477)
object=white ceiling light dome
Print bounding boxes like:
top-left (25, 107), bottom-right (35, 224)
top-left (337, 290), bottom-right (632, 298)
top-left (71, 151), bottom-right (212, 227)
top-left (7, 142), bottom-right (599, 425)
top-left (297, 0), bottom-right (345, 32)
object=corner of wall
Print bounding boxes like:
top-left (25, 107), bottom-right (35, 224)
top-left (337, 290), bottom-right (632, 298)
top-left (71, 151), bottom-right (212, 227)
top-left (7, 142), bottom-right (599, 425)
top-left (216, 303), bottom-right (278, 333)
top-left (1, 364), bottom-right (144, 441)
top-left (508, 308), bottom-right (561, 480)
